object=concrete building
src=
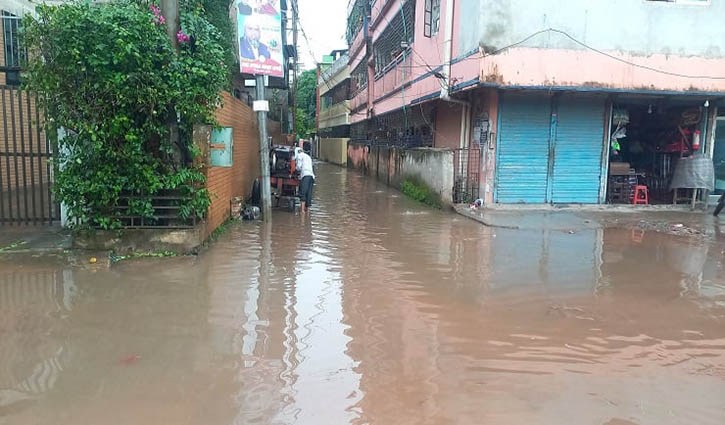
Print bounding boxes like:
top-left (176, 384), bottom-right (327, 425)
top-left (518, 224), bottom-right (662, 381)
top-left (345, 0), bottom-right (725, 206)
top-left (317, 50), bottom-right (351, 165)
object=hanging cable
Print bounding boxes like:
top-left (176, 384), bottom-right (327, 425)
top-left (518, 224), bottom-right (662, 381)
top-left (399, 0), bottom-right (409, 131)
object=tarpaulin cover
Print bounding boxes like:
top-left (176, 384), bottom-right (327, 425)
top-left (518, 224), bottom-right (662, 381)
top-left (669, 155), bottom-right (715, 190)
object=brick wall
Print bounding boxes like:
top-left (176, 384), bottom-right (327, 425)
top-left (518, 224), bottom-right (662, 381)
top-left (205, 92), bottom-right (281, 237)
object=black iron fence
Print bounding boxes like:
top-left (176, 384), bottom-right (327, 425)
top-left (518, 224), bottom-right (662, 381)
top-left (368, 134), bottom-right (434, 148)
top-left (113, 192), bottom-right (199, 229)
top-left (453, 147), bottom-right (480, 204)
top-left (0, 86), bottom-right (59, 225)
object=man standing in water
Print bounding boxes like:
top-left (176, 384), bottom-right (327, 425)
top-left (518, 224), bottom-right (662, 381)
top-left (295, 147), bottom-right (315, 213)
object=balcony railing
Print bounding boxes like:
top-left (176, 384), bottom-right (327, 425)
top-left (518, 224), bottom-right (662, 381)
top-left (319, 101), bottom-right (351, 128)
top-left (350, 85), bottom-right (368, 112)
top-left (374, 51), bottom-right (413, 96)
top-left (319, 54), bottom-right (350, 86)
top-left (346, 0), bottom-right (368, 45)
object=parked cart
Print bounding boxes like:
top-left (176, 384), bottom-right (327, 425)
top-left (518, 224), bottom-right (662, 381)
top-left (269, 146), bottom-right (301, 211)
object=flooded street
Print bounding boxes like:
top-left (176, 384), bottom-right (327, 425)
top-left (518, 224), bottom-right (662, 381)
top-left (2, 162), bottom-right (725, 425)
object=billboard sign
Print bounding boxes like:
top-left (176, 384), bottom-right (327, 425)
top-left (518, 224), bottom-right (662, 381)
top-left (237, 0), bottom-right (284, 78)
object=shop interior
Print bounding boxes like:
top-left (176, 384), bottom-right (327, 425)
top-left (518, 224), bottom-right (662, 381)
top-left (607, 99), bottom-right (708, 205)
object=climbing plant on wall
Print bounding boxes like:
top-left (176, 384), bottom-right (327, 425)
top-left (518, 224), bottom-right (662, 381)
top-left (23, 0), bottom-right (228, 229)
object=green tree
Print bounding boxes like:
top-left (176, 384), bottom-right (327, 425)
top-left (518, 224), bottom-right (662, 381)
top-left (295, 69), bottom-right (317, 139)
top-left (23, 0), bottom-right (229, 229)
top-left (295, 108), bottom-right (312, 139)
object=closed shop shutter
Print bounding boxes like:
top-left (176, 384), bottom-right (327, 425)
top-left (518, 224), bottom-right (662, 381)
top-left (551, 97), bottom-right (606, 203)
top-left (496, 94), bottom-right (552, 203)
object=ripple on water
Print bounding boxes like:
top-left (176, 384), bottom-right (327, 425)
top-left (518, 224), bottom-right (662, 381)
top-left (3, 163), bottom-right (725, 425)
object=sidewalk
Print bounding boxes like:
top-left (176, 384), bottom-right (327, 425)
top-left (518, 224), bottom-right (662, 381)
top-left (0, 225), bottom-right (71, 253)
top-left (0, 226), bottom-right (111, 267)
top-left (455, 204), bottom-right (719, 239)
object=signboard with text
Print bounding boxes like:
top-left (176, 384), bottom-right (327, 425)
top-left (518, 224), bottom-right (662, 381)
top-left (237, 0), bottom-right (283, 78)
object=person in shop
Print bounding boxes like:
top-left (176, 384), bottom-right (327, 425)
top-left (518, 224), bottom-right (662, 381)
top-left (295, 147), bottom-right (315, 213)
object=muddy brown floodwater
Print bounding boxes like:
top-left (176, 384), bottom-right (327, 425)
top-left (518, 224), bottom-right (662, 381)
top-left (2, 163), bottom-right (725, 425)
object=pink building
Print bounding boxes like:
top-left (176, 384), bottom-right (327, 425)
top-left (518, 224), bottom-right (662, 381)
top-left (346, 0), bottom-right (725, 205)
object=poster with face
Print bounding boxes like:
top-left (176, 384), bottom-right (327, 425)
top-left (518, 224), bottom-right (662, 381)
top-left (237, 0), bottom-right (283, 77)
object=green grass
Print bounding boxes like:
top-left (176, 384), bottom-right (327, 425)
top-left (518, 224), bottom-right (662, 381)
top-left (400, 177), bottom-right (442, 209)
top-left (0, 240), bottom-right (27, 253)
top-left (111, 250), bottom-right (179, 263)
top-left (207, 218), bottom-right (234, 244)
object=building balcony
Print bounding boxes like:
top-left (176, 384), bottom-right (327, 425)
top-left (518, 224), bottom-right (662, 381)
top-left (349, 26), bottom-right (367, 59)
top-left (350, 86), bottom-right (368, 112)
top-left (319, 101), bottom-right (351, 129)
top-left (374, 51), bottom-right (412, 99)
top-left (370, 0), bottom-right (394, 31)
top-left (319, 54), bottom-right (350, 90)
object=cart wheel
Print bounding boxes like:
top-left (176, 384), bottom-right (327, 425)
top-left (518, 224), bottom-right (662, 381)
top-left (288, 198), bottom-right (296, 212)
top-left (251, 179), bottom-right (261, 206)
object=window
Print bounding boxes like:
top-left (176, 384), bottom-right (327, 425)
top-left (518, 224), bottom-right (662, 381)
top-left (2, 11), bottom-right (23, 86)
top-left (372, 0), bottom-right (415, 76)
top-left (321, 79), bottom-right (350, 109)
top-left (350, 59), bottom-right (368, 96)
top-left (346, 0), bottom-right (368, 45)
top-left (424, 0), bottom-right (440, 37)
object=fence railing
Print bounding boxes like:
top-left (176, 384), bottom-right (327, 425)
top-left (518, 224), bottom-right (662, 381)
top-left (113, 193), bottom-right (199, 229)
top-left (0, 85), bottom-right (59, 225)
top-left (453, 147), bottom-right (481, 204)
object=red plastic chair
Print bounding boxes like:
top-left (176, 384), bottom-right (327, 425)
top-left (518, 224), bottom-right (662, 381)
top-left (632, 185), bottom-right (649, 205)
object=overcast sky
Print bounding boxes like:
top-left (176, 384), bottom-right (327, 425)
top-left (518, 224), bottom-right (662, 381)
top-left (296, 0), bottom-right (348, 70)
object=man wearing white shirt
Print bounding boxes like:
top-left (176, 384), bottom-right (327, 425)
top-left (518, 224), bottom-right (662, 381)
top-left (295, 148), bottom-right (315, 213)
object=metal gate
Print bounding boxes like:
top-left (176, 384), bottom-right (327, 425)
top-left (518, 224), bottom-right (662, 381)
top-left (0, 86), bottom-right (59, 224)
top-left (453, 147), bottom-right (480, 204)
top-left (496, 93), bottom-right (606, 204)
top-left (551, 97), bottom-right (606, 203)
top-left (496, 94), bottom-right (552, 203)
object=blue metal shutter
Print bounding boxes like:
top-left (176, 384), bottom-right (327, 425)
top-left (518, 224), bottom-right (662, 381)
top-left (496, 94), bottom-right (552, 203)
top-left (551, 97), bottom-right (606, 203)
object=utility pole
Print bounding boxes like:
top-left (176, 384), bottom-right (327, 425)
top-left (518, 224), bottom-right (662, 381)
top-left (255, 76), bottom-right (272, 219)
top-left (160, 0), bottom-right (179, 51)
top-left (160, 0), bottom-right (181, 162)
top-left (281, 6), bottom-right (289, 134)
top-left (291, 0), bottom-right (298, 140)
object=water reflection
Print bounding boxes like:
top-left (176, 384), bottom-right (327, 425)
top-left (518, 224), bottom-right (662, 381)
top-left (1, 163), bottom-right (725, 425)
top-left (0, 267), bottom-right (74, 410)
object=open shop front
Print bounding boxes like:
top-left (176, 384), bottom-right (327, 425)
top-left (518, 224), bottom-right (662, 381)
top-left (606, 98), bottom-right (713, 206)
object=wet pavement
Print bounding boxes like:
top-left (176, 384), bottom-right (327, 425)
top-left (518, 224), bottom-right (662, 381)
top-left (0, 225), bottom-right (70, 254)
top-left (2, 162), bottom-right (725, 425)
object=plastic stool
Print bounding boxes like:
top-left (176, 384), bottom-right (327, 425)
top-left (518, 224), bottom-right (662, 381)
top-left (632, 185), bottom-right (649, 205)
